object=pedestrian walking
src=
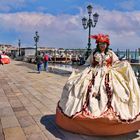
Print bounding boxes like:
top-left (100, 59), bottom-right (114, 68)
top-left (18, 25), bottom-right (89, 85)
top-left (35, 52), bottom-right (43, 73)
top-left (43, 53), bottom-right (50, 72)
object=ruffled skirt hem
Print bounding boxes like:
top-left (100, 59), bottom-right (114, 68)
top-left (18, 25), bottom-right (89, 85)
top-left (56, 106), bottom-right (140, 136)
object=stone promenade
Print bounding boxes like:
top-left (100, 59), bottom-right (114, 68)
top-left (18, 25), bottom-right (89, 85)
top-left (0, 60), bottom-right (140, 140)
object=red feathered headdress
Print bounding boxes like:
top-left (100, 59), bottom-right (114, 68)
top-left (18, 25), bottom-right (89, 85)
top-left (90, 34), bottom-right (110, 46)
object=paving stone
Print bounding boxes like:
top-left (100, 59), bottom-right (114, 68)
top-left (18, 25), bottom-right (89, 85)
top-left (18, 95), bottom-right (33, 107)
top-left (43, 130), bottom-right (60, 140)
top-left (9, 85), bottom-right (21, 93)
top-left (0, 121), bottom-right (3, 133)
top-left (0, 133), bottom-right (5, 140)
top-left (0, 107), bottom-right (15, 117)
top-left (0, 88), bottom-right (6, 97)
top-left (32, 115), bottom-right (47, 131)
top-left (15, 110), bottom-right (29, 118)
top-left (25, 106), bottom-right (41, 116)
top-left (3, 127), bottom-right (26, 140)
top-left (12, 106), bottom-right (26, 112)
top-left (0, 103), bottom-right (11, 110)
top-left (6, 94), bottom-right (17, 98)
top-left (9, 98), bottom-right (23, 108)
top-left (23, 124), bottom-right (41, 135)
top-left (2, 85), bottom-right (12, 94)
top-left (26, 132), bottom-right (48, 140)
top-left (33, 101), bottom-right (46, 109)
top-left (14, 92), bottom-right (23, 96)
top-left (0, 121), bottom-right (4, 140)
top-left (7, 96), bottom-right (18, 100)
top-left (20, 88), bottom-right (30, 95)
top-left (1, 115), bottom-right (20, 128)
top-left (18, 115), bottom-right (36, 128)
top-left (0, 96), bottom-right (8, 101)
top-left (39, 107), bottom-right (53, 115)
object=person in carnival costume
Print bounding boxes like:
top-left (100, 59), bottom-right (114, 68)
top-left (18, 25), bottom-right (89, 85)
top-left (56, 34), bottom-right (140, 136)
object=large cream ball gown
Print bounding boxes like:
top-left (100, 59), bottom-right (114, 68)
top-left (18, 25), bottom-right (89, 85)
top-left (56, 50), bottom-right (140, 136)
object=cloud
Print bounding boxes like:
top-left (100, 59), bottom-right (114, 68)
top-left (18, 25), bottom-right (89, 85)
top-left (0, 6), bottom-right (140, 50)
top-left (93, 8), bottom-right (140, 50)
top-left (0, 12), bottom-right (83, 48)
top-left (98, 10), bottom-right (140, 35)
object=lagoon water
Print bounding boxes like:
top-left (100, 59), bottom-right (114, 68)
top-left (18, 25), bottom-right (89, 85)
top-left (115, 51), bottom-right (139, 60)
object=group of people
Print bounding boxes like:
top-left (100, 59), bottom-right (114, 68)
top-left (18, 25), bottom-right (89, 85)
top-left (56, 33), bottom-right (140, 136)
top-left (35, 52), bottom-right (50, 73)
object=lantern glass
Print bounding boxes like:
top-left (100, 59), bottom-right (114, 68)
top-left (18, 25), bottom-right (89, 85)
top-left (93, 12), bottom-right (99, 23)
top-left (82, 17), bottom-right (87, 26)
top-left (87, 5), bottom-right (93, 14)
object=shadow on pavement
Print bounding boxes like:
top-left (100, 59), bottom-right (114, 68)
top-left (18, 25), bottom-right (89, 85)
top-left (28, 71), bottom-right (39, 73)
top-left (40, 115), bottom-right (140, 140)
top-left (40, 114), bottom-right (65, 139)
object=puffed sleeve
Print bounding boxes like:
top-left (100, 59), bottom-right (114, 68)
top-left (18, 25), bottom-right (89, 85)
top-left (109, 50), bottom-right (119, 63)
top-left (85, 49), bottom-right (96, 66)
top-left (85, 54), bottom-right (93, 65)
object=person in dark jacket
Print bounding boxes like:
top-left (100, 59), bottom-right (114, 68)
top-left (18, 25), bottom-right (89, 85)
top-left (35, 52), bottom-right (43, 73)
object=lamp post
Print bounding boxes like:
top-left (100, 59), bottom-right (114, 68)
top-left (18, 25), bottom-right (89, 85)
top-left (82, 4), bottom-right (99, 60)
top-left (18, 39), bottom-right (21, 56)
top-left (34, 31), bottom-right (39, 56)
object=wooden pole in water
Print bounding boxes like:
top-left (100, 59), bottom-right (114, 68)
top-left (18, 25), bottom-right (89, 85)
top-left (126, 49), bottom-right (128, 60)
top-left (135, 49), bottom-right (137, 60)
top-left (128, 49), bottom-right (130, 61)
top-left (66, 51), bottom-right (67, 64)
top-left (117, 48), bottom-right (119, 56)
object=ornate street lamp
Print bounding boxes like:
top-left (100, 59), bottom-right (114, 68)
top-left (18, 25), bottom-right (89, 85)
top-left (18, 39), bottom-right (21, 56)
top-left (34, 31), bottom-right (39, 56)
top-left (82, 4), bottom-right (99, 60)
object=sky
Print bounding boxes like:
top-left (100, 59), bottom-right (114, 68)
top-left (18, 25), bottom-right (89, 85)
top-left (1, 0), bottom-right (140, 51)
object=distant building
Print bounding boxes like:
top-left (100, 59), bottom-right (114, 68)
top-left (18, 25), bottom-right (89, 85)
top-left (0, 44), bottom-right (15, 52)
top-left (20, 47), bottom-right (35, 56)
